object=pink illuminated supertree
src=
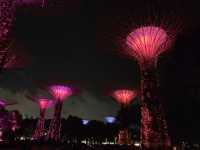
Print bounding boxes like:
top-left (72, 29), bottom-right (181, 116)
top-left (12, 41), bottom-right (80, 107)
top-left (33, 98), bottom-right (53, 139)
top-left (26, 94), bottom-right (53, 139)
top-left (122, 25), bottom-right (178, 149)
top-left (112, 89), bottom-right (137, 145)
top-left (112, 89), bottom-right (137, 107)
top-left (48, 85), bottom-right (72, 141)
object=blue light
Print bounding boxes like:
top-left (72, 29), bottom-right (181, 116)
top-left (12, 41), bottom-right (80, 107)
top-left (82, 119), bottom-right (90, 125)
top-left (104, 116), bottom-right (116, 124)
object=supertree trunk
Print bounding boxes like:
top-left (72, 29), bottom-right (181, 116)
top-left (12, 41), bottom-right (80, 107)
top-left (33, 109), bottom-right (46, 139)
top-left (117, 105), bottom-right (132, 145)
top-left (118, 129), bottom-right (131, 145)
top-left (48, 101), bottom-right (63, 142)
top-left (140, 61), bottom-right (171, 150)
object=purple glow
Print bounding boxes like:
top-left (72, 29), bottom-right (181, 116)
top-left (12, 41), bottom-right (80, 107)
top-left (82, 119), bottom-right (90, 125)
top-left (104, 116), bottom-right (116, 124)
top-left (49, 85), bottom-right (72, 101)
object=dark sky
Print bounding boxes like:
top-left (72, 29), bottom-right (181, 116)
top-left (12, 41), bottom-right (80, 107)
top-left (1, 0), bottom-right (200, 141)
top-left (3, 0), bottom-right (138, 121)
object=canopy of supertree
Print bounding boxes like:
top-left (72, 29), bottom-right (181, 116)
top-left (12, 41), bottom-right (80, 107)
top-left (49, 85), bottom-right (72, 101)
top-left (126, 26), bottom-right (170, 63)
top-left (112, 89), bottom-right (137, 106)
top-left (38, 98), bottom-right (53, 109)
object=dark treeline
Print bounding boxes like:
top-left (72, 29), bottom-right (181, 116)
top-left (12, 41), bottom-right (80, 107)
top-left (1, 104), bottom-right (140, 144)
top-left (17, 115), bottom-right (139, 144)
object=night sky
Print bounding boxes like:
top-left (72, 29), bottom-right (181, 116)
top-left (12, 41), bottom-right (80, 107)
top-left (0, 0), bottom-right (200, 141)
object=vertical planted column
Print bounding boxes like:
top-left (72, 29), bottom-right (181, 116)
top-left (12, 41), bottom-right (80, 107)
top-left (124, 26), bottom-right (176, 149)
top-left (140, 62), bottom-right (170, 149)
top-left (33, 99), bottom-right (52, 139)
top-left (33, 108), bottom-right (46, 138)
top-left (48, 100), bottom-right (63, 141)
top-left (48, 85), bottom-right (72, 142)
top-left (112, 89), bottom-right (137, 145)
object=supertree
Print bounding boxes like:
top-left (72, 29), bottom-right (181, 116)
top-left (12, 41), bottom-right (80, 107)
top-left (26, 94), bottom-right (53, 139)
top-left (123, 25), bottom-right (178, 149)
top-left (48, 85), bottom-right (72, 141)
top-left (112, 89), bottom-right (137, 145)
top-left (33, 98), bottom-right (53, 139)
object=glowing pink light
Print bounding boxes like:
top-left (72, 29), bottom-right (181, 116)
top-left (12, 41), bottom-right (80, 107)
top-left (126, 26), bottom-right (170, 63)
top-left (48, 85), bottom-right (72, 141)
top-left (49, 85), bottom-right (72, 101)
top-left (112, 89), bottom-right (137, 106)
top-left (39, 98), bottom-right (52, 109)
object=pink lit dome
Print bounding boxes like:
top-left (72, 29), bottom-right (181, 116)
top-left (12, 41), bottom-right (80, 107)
top-left (112, 89), bottom-right (137, 106)
top-left (126, 26), bottom-right (170, 62)
top-left (39, 98), bottom-right (53, 109)
top-left (49, 85), bottom-right (72, 101)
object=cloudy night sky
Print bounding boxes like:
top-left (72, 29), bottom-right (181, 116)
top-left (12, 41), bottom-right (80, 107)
top-left (0, 0), bottom-right (200, 140)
